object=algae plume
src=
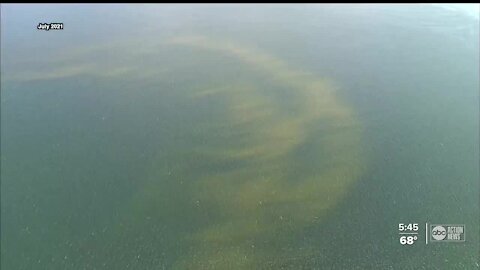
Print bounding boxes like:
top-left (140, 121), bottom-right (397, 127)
top-left (90, 35), bottom-right (366, 269)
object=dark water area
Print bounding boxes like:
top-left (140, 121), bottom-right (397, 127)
top-left (1, 4), bottom-right (479, 269)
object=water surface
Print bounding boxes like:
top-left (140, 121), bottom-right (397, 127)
top-left (1, 4), bottom-right (479, 269)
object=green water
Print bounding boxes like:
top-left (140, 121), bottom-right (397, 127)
top-left (1, 4), bottom-right (479, 269)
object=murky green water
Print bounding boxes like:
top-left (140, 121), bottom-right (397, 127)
top-left (1, 4), bottom-right (479, 269)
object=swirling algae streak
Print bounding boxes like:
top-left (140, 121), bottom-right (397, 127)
top-left (127, 36), bottom-right (366, 269)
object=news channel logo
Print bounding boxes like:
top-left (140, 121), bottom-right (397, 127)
top-left (430, 224), bottom-right (465, 242)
